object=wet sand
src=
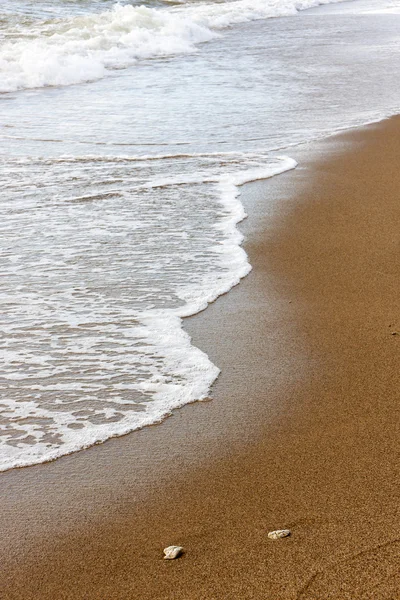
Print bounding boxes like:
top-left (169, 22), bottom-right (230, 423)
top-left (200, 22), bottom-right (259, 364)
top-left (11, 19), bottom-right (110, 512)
top-left (2, 117), bottom-right (400, 599)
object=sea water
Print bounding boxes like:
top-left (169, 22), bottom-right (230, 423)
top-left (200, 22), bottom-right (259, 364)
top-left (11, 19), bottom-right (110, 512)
top-left (1, 0), bottom-right (400, 471)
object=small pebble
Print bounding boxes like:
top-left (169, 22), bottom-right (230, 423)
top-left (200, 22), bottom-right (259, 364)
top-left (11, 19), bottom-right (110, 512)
top-left (391, 332), bottom-right (398, 336)
top-left (163, 545), bottom-right (184, 560)
top-left (268, 529), bottom-right (291, 540)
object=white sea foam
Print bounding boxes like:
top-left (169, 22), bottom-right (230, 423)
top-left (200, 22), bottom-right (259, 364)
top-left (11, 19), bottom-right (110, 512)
top-left (0, 152), bottom-right (296, 471)
top-left (0, 0), bottom-right (349, 92)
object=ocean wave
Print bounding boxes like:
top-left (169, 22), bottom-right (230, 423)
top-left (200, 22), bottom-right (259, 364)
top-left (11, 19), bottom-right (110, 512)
top-left (0, 0), bottom-right (349, 92)
top-left (0, 152), bottom-right (296, 471)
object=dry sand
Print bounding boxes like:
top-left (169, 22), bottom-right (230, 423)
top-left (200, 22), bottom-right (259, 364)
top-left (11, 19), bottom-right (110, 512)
top-left (1, 117), bottom-right (400, 599)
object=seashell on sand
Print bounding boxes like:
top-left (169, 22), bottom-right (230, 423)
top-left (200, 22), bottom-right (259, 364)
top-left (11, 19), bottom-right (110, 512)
top-left (163, 545), bottom-right (184, 560)
top-left (268, 529), bottom-right (291, 540)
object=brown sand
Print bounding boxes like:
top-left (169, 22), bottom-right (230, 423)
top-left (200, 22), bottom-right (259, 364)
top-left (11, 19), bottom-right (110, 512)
top-left (2, 117), bottom-right (400, 599)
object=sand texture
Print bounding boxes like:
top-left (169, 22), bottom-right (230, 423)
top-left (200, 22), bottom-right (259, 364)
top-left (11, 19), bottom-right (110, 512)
top-left (1, 117), bottom-right (400, 599)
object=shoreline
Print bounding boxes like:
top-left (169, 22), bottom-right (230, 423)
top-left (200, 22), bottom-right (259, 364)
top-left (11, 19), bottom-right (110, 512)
top-left (2, 116), bottom-right (400, 598)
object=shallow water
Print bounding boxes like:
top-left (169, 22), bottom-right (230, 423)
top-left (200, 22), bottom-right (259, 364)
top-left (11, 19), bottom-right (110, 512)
top-left (1, 0), bottom-right (400, 471)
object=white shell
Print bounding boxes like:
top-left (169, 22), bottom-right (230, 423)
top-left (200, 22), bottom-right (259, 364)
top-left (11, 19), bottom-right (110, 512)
top-left (163, 545), bottom-right (184, 560)
top-left (268, 529), bottom-right (291, 540)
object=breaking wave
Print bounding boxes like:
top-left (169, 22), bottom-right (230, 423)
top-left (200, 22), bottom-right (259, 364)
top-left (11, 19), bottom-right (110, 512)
top-left (0, 0), bottom-right (349, 92)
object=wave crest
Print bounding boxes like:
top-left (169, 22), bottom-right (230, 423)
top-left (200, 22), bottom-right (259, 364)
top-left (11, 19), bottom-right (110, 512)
top-left (0, 4), bottom-right (214, 92)
top-left (0, 0), bottom-right (348, 92)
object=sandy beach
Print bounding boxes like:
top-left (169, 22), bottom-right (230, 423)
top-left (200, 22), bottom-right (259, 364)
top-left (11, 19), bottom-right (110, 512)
top-left (2, 116), bottom-right (400, 599)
